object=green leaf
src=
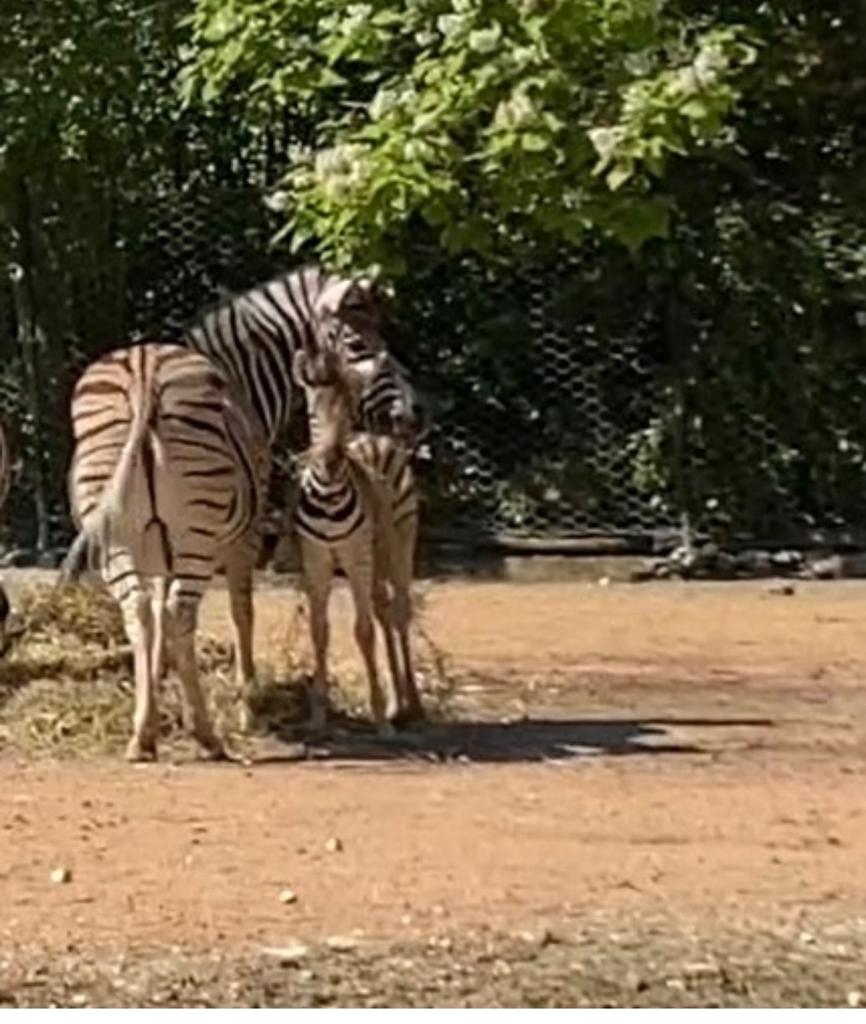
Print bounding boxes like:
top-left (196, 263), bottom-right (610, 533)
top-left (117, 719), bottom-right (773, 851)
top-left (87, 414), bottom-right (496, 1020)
top-left (469, 24), bottom-right (502, 54)
top-left (605, 196), bottom-right (671, 253)
top-left (521, 132), bottom-right (548, 152)
top-left (606, 162), bottom-right (633, 191)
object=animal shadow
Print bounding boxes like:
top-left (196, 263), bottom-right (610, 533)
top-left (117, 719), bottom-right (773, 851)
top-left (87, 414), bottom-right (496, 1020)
top-left (255, 709), bottom-right (774, 766)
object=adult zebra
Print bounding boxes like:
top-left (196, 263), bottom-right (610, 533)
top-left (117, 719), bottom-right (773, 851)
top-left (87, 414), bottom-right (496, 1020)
top-left (181, 265), bottom-right (423, 722)
top-left (186, 266), bottom-right (423, 446)
top-left (66, 343), bottom-right (263, 760)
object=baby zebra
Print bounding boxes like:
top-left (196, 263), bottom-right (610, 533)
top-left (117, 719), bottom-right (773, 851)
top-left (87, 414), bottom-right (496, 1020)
top-left (347, 431), bottom-right (422, 724)
top-left (64, 343), bottom-right (263, 761)
top-left (293, 348), bottom-right (421, 734)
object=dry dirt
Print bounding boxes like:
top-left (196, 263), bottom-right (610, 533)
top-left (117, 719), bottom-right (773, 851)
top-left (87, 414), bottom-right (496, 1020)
top-left (2, 573), bottom-right (866, 1006)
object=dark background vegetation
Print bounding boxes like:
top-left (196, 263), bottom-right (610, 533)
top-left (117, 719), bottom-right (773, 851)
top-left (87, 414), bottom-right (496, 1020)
top-left (1, 1), bottom-right (864, 554)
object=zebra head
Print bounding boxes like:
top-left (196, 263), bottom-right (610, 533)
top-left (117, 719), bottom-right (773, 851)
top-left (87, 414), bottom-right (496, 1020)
top-left (312, 274), bottom-right (426, 446)
top-left (293, 348), bottom-right (354, 484)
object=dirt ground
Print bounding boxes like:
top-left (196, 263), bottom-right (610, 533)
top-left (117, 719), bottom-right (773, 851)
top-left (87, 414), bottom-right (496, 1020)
top-left (2, 574), bottom-right (866, 1006)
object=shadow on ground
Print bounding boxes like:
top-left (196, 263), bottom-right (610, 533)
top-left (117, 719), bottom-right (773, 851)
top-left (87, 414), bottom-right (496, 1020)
top-left (249, 711), bottom-right (774, 766)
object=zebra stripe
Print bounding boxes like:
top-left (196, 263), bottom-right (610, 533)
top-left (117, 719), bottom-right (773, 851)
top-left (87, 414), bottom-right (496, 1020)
top-left (67, 343), bottom-right (260, 586)
top-left (185, 265), bottom-right (420, 446)
top-left (292, 348), bottom-right (423, 731)
top-left (295, 461), bottom-right (367, 544)
top-left (65, 341), bottom-right (264, 760)
top-left (348, 433), bottom-right (419, 529)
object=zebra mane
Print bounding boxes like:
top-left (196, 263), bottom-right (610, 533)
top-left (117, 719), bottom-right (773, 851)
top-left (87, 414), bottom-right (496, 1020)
top-left (193, 264), bottom-right (327, 332)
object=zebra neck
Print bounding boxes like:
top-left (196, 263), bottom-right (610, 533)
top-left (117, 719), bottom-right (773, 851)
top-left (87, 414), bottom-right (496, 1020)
top-left (183, 270), bottom-right (326, 443)
top-left (304, 456), bottom-right (350, 500)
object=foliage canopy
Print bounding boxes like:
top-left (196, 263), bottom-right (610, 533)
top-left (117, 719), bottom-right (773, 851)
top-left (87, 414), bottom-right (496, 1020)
top-left (181, 0), bottom-right (760, 271)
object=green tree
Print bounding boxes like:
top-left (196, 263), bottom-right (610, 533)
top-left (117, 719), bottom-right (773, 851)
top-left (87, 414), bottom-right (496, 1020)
top-left (0, 0), bottom-right (276, 550)
top-left (181, 0), bottom-right (756, 273)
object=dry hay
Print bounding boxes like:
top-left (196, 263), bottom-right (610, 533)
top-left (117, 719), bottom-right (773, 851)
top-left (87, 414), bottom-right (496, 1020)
top-left (0, 583), bottom-right (309, 758)
top-left (0, 579), bottom-right (452, 758)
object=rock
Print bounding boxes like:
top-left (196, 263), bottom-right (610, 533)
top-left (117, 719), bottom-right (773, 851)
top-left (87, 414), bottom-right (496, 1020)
top-left (324, 836), bottom-right (343, 854)
top-left (278, 888), bottom-right (298, 905)
top-left (50, 867), bottom-right (72, 884)
top-left (771, 549), bottom-right (804, 571)
top-left (261, 944), bottom-right (309, 965)
top-left (766, 582), bottom-right (796, 596)
top-left (732, 549), bottom-right (774, 577)
top-left (809, 555), bottom-right (843, 580)
top-left (667, 545), bottom-right (698, 576)
top-left (325, 935), bottom-right (359, 952)
top-left (597, 576), bottom-right (611, 587)
top-left (848, 991), bottom-right (862, 1008)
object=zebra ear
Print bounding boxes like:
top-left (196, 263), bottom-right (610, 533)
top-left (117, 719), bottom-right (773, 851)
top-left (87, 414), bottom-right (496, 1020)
top-left (315, 278), bottom-right (356, 318)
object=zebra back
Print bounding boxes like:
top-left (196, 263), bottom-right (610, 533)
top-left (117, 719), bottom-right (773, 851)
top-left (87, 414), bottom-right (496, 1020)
top-left (65, 343), bottom-right (264, 582)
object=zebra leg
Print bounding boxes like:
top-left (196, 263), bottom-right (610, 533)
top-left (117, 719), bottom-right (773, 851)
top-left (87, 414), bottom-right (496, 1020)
top-left (167, 587), bottom-right (225, 760)
top-left (150, 576), bottom-right (168, 684)
top-left (119, 585), bottom-right (159, 762)
top-left (343, 555), bottom-right (393, 737)
top-left (224, 538), bottom-right (258, 732)
top-left (300, 540), bottom-right (333, 735)
top-left (391, 516), bottom-right (424, 724)
top-left (372, 576), bottom-right (403, 722)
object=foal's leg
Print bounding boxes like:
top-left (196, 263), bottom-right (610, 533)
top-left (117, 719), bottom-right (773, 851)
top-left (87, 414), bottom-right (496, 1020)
top-left (390, 514), bottom-right (423, 723)
top-left (300, 539), bottom-right (333, 734)
top-left (343, 546), bottom-right (392, 737)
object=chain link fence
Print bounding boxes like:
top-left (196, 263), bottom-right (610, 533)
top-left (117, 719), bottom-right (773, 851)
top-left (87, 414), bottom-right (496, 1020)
top-left (1, 183), bottom-right (866, 557)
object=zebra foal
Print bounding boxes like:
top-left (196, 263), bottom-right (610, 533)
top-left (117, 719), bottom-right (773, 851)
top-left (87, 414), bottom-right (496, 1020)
top-left (346, 431), bottom-right (422, 724)
top-left (293, 348), bottom-right (421, 734)
top-left (65, 342), bottom-right (263, 761)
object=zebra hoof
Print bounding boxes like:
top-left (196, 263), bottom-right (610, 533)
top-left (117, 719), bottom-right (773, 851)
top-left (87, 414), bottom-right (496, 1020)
top-left (389, 705), bottom-right (426, 730)
top-left (196, 736), bottom-right (228, 761)
top-left (125, 736), bottom-right (158, 762)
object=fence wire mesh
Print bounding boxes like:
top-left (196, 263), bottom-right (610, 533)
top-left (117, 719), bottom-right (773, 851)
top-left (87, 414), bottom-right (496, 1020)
top-left (1, 183), bottom-right (866, 554)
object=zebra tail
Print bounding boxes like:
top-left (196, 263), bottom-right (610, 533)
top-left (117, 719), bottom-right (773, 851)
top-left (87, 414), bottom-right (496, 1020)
top-left (60, 367), bottom-right (154, 583)
top-left (58, 529), bottom-right (91, 586)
